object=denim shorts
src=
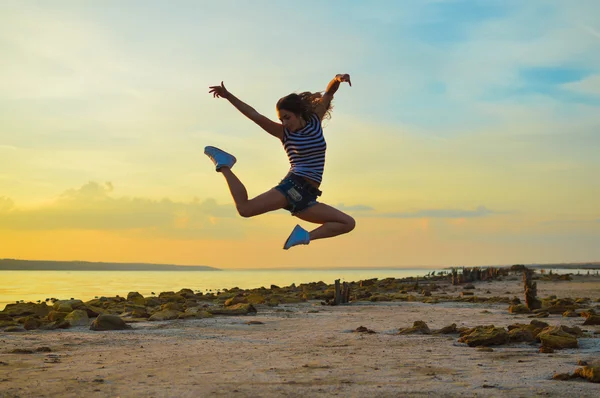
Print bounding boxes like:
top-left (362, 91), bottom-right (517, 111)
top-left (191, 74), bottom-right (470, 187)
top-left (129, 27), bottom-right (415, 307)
top-left (274, 173), bottom-right (322, 215)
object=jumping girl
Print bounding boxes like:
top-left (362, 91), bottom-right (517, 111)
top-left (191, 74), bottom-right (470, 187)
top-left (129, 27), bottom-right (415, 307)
top-left (205, 74), bottom-right (355, 249)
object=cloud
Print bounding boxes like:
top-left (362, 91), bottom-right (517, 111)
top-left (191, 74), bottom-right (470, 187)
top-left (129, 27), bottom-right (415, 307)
top-left (540, 219), bottom-right (600, 226)
top-left (335, 203), bottom-right (375, 212)
top-left (562, 74), bottom-right (600, 97)
top-left (582, 25), bottom-right (600, 40)
top-left (0, 182), bottom-right (242, 239)
top-left (379, 206), bottom-right (498, 219)
top-left (0, 197), bottom-right (14, 212)
top-left (0, 145), bottom-right (18, 151)
top-left (336, 204), bottom-right (501, 219)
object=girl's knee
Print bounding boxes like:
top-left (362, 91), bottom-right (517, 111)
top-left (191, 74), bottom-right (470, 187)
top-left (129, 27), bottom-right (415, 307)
top-left (344, 216), bottom-right (356, 233)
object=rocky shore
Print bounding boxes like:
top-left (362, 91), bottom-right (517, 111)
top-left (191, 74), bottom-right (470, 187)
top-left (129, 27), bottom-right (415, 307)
top-left (1, 271), bottom-right (599, 397)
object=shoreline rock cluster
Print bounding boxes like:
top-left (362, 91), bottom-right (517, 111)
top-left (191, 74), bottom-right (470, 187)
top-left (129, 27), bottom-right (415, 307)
top-left (2, 273), bottom-right (599, 332)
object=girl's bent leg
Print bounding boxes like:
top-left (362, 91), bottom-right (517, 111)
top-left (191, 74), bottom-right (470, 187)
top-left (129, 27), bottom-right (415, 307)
top-left (220, 167), bottom-right (288, 217)
top-left (294, 203), bottom-right (356, 241)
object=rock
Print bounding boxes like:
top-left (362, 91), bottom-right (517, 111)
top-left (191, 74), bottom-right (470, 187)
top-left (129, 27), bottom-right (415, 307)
top-left (509, 297), bottom-right (521, 305)
top-left (562, 310), bottom-right (579, 317)
top-left (245, 294), bottom-right (267, 305)
top-left (463, 284), bottom-right (475, 290)
top-left (53, 299), bottom-right (84, 312)
top-left (0, 313), bottom-right (13, 321)
top-left (23, 317), bottom-right (42, 330)
top-left (583, 315), bottom-right (600, 326)
top-left (158, 292), bottom-right (185, 302)
top-left (224, 296), bottom-right (248, 306)
top-left (508, 320), bottom-right (548, 340)
top-left (529, 312), bottom-right (549, 318)
top-left (354, 326), bottom-right (376, 334)
top-left (558, 325), bottom-right (584, 337)
top-left (398, 321), bottom-right (431, 335)
top-left (123, 304), bottom-right (149, 318)
top-left (4, 326), bottom-right (26, 332)
top-left (0, 320), bottom-right (19, 328)
top-left (526, 321), bottom-right (549, 338)
top-left (175, 289), bottom-right (196, 299)
top-left (9, 349), bottom-right (34, 354)
top-left (508, 328), bottom-right (536, 343)
top-left (574, 365), bottom-right (600, 383)
top-left (458, 325), bottom-right (509, 347)
top-left (369, 294), bottom-right (392, 302)
top-left (279, 295), bottom-right (306, 304)
top-left (126, 292), bottom-right (145, 305)
top-left (208, 303), bottom-right (257, 316)
top-left (359, 279), bottom-right (376, 287)
top-left (148, 309), bottom-right (181, 321)
top-left (90, 314), bottom-right (132, 331)
top-left (508, 304), bottom-right (530, 314)
top-left (40, 320), bottom-right (70, 330)
top-left (1, 302), bottom-right (51, 317)
top-left (144, 297), bottom-right (162, 307)
top-left (539, 346), bottom-right (554, 353)
top-left (434, 324), bottom-right (457, 334)
top-left (160, 302), bottom-right (184, 312)
top-left (552, 372), bottom-right (574, 380)
top-left (544, 300), bottom-right (579, 314)
top-left (182, 307), bottom-right (213, 319)
top-left (184, 300), bottom-right (200, 308)
top-left (47, 311), bottom-right (70, 322)
top-left (538, 326), bottom-right (578, 349)
top-left (65, 310), bottom-right (89, 327)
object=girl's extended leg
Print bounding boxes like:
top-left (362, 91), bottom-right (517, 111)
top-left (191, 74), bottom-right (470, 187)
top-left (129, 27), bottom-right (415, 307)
top-left (220, 167), bottom-right (288, 217)
top-left (294, 203), bottom-right (356, 241)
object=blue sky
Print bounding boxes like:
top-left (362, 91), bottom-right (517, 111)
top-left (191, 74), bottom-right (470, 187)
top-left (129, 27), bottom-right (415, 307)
top-left (0, 0), bottom-right (599, 267)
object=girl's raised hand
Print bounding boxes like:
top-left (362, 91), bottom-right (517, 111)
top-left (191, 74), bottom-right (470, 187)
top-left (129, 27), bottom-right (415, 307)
top-left (336, 74), bottom-right (351, 87)
top-left (209, 81), bottom-right (231, 99)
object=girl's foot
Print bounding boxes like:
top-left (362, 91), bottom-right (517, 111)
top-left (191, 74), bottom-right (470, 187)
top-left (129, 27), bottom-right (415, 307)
top-left (204, 146), bottom-right (237, 171)
top-left (283, 224), bottom-right (310, 250)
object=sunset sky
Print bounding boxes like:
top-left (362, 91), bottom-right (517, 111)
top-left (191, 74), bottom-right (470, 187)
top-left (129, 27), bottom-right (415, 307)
top-left (1, 0), bottom-right (599, 269)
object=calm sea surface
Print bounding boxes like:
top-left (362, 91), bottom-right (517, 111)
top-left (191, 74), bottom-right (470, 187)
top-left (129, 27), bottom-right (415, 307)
top-left (1, 268), bottom-right (594, 310)
top-left (0, 268), bottom-right (441, 308)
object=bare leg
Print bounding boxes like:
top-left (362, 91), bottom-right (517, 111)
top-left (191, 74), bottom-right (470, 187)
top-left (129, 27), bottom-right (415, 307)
top-left (219, 167), bottom-right (288, 217)
top-left (220, 167), bottom-right (248, 205)
top-left (294, 203), bottom-right (356, 241)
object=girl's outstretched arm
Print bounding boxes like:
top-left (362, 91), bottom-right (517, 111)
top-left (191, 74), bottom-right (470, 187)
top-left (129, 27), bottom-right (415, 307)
top-left (315, 74), bottom-right (351, 120)
top-left (209, 82), bottom-right (283, 140)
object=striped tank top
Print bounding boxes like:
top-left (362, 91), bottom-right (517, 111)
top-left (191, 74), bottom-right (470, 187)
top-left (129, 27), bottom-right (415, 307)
top-left (281, 113), bottom-right (327, 184)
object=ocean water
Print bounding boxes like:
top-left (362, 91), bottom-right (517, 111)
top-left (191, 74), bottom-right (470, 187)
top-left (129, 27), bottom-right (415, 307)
top-left (0, 268), bottom-right (441, 309)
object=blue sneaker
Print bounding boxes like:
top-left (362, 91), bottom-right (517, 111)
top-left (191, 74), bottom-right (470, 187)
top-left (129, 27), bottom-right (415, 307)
top-left (204, 146), bottom-right (237, 171)
top-left (283, 224), bottom-right (310, 250)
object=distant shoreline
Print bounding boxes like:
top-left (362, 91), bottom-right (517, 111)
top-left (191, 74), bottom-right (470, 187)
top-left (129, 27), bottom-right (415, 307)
top-left (0, 259), bottom-right (220, 271)
top-left (1, 258), bottom-right (598, 271)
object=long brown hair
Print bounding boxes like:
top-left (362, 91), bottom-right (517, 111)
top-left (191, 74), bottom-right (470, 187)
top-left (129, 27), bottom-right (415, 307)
top-left (276, 91), bottom-right (332, 121)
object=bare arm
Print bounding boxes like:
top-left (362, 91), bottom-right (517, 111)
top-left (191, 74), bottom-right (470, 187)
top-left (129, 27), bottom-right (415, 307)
top-left (209, 82), bottom-right (283, 140)
top-left (315, 74), bottom-right (352, 120)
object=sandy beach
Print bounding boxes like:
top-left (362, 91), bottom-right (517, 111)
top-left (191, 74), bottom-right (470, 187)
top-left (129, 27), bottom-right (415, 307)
top-left (1, 275), bottom-right (599, 397)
